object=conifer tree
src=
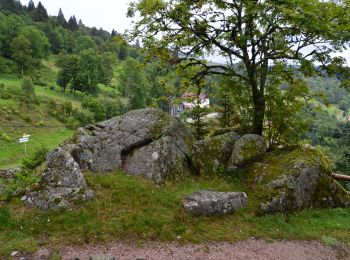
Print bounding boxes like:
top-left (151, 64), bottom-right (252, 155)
top-left (0, 0), bottom-right (17, 13)
top-left (27, 0), bottom-right (35, 12)
top-left (33, 1), bottom-right (48, 22)
top-left (111, 29), bottom-right (117, 38)
top-left (67, 15), bottom-right (79, 31)
top-left (57, 8), bottom-right (67, 28)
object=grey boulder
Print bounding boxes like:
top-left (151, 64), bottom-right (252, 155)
top-left (245, 148), bottom-right (350, 214)
top-left (192, 132), bottom-right (240, 175)
top-left (66, 108), bottom-right (194, 183)
top-left (23, 148), bottom-right (93, 210)
top-left (183, 190), bottom-right (247, 216)
top-left (227, 134), bottom-right (266, 172)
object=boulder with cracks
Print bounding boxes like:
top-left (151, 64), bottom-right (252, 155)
top-left (23, 148), bottom-right (93, 210)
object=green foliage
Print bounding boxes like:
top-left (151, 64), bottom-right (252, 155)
top-left (82, 97), bottom-right (107, 122)
top-left (129, 0), bottom-right (350, 135)
top-left (20, 77), bottom-right (35, 95)
top-left (10, 35), bottom-right (33, 75)
top-left (120, 57), bottom-right (151, 109)
top-left (75, 35), bottom-right (96, 52)
top-left (264, 66), bottom-right (311, 148)
top-left (32, 1), bottom-right (48, 22)
top-left (19, 26), bottom-right (50, 59)
top-left (72, 108), bottom-right (95, 126)
top-left (21, 145), bottom-right (48, 170)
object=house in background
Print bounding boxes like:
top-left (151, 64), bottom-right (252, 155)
top-left (170, 93), bottom-right (210, 117)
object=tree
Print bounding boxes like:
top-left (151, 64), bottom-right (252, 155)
top-left (33, 1), bottom-right (48, 22)
top-left (19, 26), bottom-right (50, 59)
top-left (57, 8), bottom-right (67, 28)
top-left (75, 35), bottom-right (96, 52)
top-left (27, 0), bottom-right (35, 12)
top-left (120, 57), bottom-right (151, 109)
top-left (67, 15), bottom-right (79, 31)
top-left (56, 53), bottom-right (78, 92)
top-left (111, 29), bottom-right (117, 38)
top-left (0, 14), bottom-right (25, 58)
top-left (57, 49), bottom-right (114, 94)
top-left (11, 35), bottom-right (33, 75)
top-left (128, 0), bottom-right (348, 135)
top-left (0, 0), bottom-right (19, 13)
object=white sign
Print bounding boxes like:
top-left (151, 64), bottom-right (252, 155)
top-left (19, 134), bottom-right (30, 154)
top-left (19, 138), bottom-right (29, 143)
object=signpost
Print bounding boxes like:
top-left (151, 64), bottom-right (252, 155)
top-left (19, 134), bottom-right (30, 155)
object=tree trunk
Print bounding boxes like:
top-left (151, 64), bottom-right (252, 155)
top-left (252, 85), bottom-right (265, 136)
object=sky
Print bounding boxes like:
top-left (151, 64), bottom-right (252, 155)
top-left (20, 0), bottom-right (133, 33)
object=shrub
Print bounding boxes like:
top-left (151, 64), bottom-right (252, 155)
top-left (20, 77), bottom-right (35, 95)
top-left (62, 101), bottom-right (73, 116)
top-left (73, 108), bottom-right (95, 126)
top-left (22, 146), bottom-right (49, 170)
top-left (0, 133), bottom-right (11, 142)
top-left (82, 97), bottom-right (107, 122)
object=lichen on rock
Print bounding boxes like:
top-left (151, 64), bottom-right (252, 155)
top-left (183, 190), bottom-right (248, 216)
top-left (23, 148), bottom-right (94, 210)
top-left (192, 131), bottom-right (240, 175)
top-left (227, 134), bottom-right (267, 172)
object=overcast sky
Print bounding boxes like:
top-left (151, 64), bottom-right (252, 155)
top-left (20, 0), bottom-right (133, 33)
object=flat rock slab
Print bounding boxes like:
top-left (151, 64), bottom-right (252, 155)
top-left (183, 190), bottom-right (247, 216)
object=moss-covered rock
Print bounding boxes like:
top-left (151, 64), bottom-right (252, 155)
top-left (243, 147), bottom-right (350, 214)
top-left (227, 134), bottom-right (267, 172)
top-left (23, 148), bottom-right (94, 210)
top-left (192, 132), bottom-right (240, 175)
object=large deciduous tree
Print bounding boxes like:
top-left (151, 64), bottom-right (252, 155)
top-left (128, 0), bottom-right (349, 135)
top-left (11, 35), bottom-right (33, 75)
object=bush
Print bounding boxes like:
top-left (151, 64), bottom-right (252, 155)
top-left (82, 97), bottom-right (107, 122)
top-left (73, 108), bottom-right (95, 126)
top-left (0, 133), bottom-right (11, 142)
top-left (19, 77), bottom-right (38, 104)
top-left (22, 146), bottom-right (49, 170)
top-left (20, 77), bottom-right (35, 95)
top-left (62, 101), bottom-right (73, 116)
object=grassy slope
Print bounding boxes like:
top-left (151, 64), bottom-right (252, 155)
top-left (0, 56), bottom-right (123, 168)
top-left (0, 172), bottom-right (349, 256)
top-left (0, 80), bottom-right (75, 168)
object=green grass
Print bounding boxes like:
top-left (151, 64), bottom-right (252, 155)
top-left (0, 172), bottom-right (349, 256)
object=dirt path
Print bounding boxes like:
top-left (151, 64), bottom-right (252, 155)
top-left (35, 239), bottom-right (349, 260)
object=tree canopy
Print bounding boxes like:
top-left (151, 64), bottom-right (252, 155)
top-left (128, 0), bottom-right (350, 135)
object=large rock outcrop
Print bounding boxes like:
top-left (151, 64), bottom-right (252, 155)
top-left (23, 148), bottom-right (93, 210)
top-left (183, 190), bottom-right (247, 216)
top-left (25, 109), bottom-right (195, 209)
top-left (66, 108), bottom-right (194, 183)
top-left (244, 148), bottom-right (350, 214)
top-left (192, 132), bottom-right (240, 175)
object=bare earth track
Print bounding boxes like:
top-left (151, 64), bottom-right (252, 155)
top-left (31, 239), bottom-right (349, 260)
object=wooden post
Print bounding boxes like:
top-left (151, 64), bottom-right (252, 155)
top-left (332, 173), bottom-right (350, 181)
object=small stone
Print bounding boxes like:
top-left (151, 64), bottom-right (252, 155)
top-left (183, 190), bottom-right (247, 216)
top-left (11, 251), bottom-right (18, 257)
top-left (20, 196), bottom-right (27, 201)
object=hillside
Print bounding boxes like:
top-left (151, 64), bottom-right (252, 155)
top-left (0, 1), bottom-right (350, 259)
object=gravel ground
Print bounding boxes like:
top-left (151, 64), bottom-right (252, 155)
top-left (42, 239), bottom-right (349, 260)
